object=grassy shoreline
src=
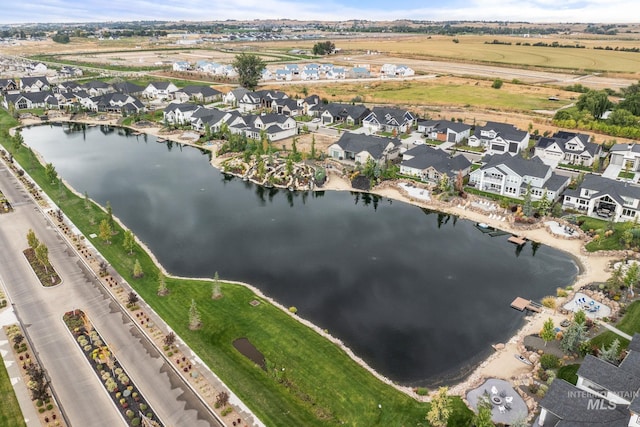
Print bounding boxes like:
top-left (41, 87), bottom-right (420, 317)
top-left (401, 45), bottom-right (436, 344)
top-left (0, 112), bottom-right (473, 425)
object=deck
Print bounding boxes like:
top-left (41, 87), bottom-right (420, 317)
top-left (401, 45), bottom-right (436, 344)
top-left (508, 235), bottom-right (527, 246)
top-left (511, 297), bottom-right (542, 313)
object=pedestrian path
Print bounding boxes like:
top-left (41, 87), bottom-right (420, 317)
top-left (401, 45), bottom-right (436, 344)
top-left (599, 321), bottom-right (632, 341)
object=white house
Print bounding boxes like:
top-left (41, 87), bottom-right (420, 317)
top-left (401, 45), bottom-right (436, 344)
top-left (328, 133), bottom-right (401, 166)
top-left (468, 121), bottom-right (530, 155)
top-left (609, 143), bottom-right (640, 172)
top-left (19, 76), bottom-right (50, 92)
top-left (326, 67), bottom-right (346, 80)
top-left (469, 154), bottom-right (569, 201)
top-left (172, 61), bottom-right (191, 72)
top-left (562, 174), bottom-right (640, 221)
top-left (362, 107), bottom-right (415, 134)
top-left (535, 131), bottom-right (601, 167)
top-left (163, 103), bottom-right (201, 125)
top-left (3, 92), bottom-right (58, 110)
top-left (417, 120), bottom-right (471, 144)
top-left (400, 145), bottom-right (471, 183)
top-left (143, 81), bottom-right (179, 100)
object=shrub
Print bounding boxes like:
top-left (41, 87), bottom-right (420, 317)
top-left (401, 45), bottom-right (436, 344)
top-left (46, 403), bottom-right (53, 410)
top-left (556, 288), bottom-right (568, 297)
top-left (131, 418), bottom-right (141, 426)
top-left (139, 403), bottom-right (147, 412)
top-left (541, 296), bottom-right (557, 309)
top-left (540, 353), bottom-right (561, 370)
top-left (221, 407), bottom-right (233, 416)
top-left (288, 306), bottom-right (298, 314)
top-left (126, 409), bottom-right (135, 419)
top-left (415, 387), bottom-right (429, 396)
top-left (492, 79), bottom-right (503, 89)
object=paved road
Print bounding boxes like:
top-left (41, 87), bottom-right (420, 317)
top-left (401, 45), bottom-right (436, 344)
top-left (0, 160), bottom-right (223, 426)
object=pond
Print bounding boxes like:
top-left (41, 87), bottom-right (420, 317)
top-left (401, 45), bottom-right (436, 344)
top-left (22, 124), bottom-right (578, 387)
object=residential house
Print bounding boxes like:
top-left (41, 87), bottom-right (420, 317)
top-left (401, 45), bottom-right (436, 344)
top-left (535, 131), bottom-right (601, 167)
top-left (172, 61), bottom-right (191, 72)
top-left (59, 66), bottom-right (83, 77)
top-left (143, 81), bottom-right (179, 100)
top-left (239, 90), bottom-right (288, 112)
top-left (54, 81), bottom-right (81, 94)
top-left (19, 76), bottom-right (50, 92)
top-left (229, 113), bottom-right (297, 141)
top-left (284, 64), bottom-right (299, 76)
top-left (537, 333), bottom-right (640, 426)
top-left (87, 93), bottom-right (145, 114)
top-left (81, 80), bottom-right (113, 97)
top-left (190, 107), bottom-right (243, 132)
top-left (326, 67), bottom-right (346, 80)
top-left (113, 82), bottom-right (145, 96)
top-left (349, 67), bottom-right (371, 79)
top-left (328, 133), bottom-right (401, 166)
top-left (418, 120), bottom-right (472, 144)
top-left (272, 98), bottom-right (303, 116)
top-left (302, 95), bottom-right (320, 115)
top-left (261, 69), bottom-right (273, 81)
top-left (0, 78), bottom-right (18, 93)
top-left (469, 154), bottom-right (569, 201)
top-left (31, 62), bottom-right (48, 73)
top-left (362, 107), bottom-right (415, 134)
top-left (609, 143), bottom-right (640, 172)
top-left (196, 61), bottom-right (224, 75)
top-left (379, 64), bottom-right (415, 78)
top-left (300, 68), bottom-right (319, 80)
top-left (400, 145), bottom-right (471, 183)
top-left (163, 103), bottom-right (201, 125)
top-left (3, 91), bottom-right (58, 110)
top-left (321, 103), bottom-right (370, 126)
top-left (468, 121), bottom-right (530, 155)
top-left (562, 174), bottom-right (640, 221)
top-left (224, 87), bottom-right (249, 107)
top-left (173, 85), bottom-right (222, 103)
top-left (274, 69), bottom-right (293, 81)
top-left (55, 91), bottom-right (79, 108)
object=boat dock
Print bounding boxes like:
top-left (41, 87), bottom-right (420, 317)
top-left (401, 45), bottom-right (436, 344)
top-left (511, 297), bottom-right (543, 313)
top-left (508, 235), bottom-right (527, 245)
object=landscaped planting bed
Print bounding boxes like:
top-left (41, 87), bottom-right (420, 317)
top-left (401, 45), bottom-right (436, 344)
top-left (63, 310), bottom-right (162, 427)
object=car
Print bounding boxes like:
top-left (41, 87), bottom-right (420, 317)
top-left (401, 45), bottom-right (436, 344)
top-left (311, 118), bottom-right (320, 123)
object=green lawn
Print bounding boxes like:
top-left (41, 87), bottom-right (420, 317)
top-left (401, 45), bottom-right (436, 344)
top-left (590, 300), bottom-right (640, 350)
top-left (556, 364), bottom-right (580, 385)
top-left (1, 110), bottom-right (473, 426)
top-left (0, 357), bottom-right (26, 427)
top-left (578, 216), bottom-right (626, 252)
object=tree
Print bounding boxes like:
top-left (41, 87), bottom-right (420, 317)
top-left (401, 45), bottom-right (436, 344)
top-left (574, 309), bottom-right (586, 326)
top-left (122, 230), bottom-right (135, 255)
top-left (491, 78), bottom-right (503, 89)
top-left (624, 262), bottom-right (640, 295)
top-left (12, 130), bottom-right (23, 153)
top-left (164, 332), bottom-right (176, 347)
top-left (98, 219), bottom-right (112, 244)
top-left (232, 53), bottom-right (266, 90)
top-left (426, 386), bottom-right (451, 427)
top-left (576, 90), bottom-right (611, 119)
top-left (454, 170), bottom-right (464, 194)
top-left (312, 41), bottom-right (335, 55)
top-left (106, 201), bottom-right (115, 231)
top-left (562, 321), bottom-right (587, 353)
top-left (189, 299), bottom-right (202, 330)
top-left (84, 191), bottom-right (91, 210)
top-left (538, 189), bottom-right (551, 217)
top-left (157, 274), bottom-right (169, 296)
top-left (45, 162), bottom-right (58, 184)
top-left (26, 228), bottom-right (39, 249)
top-left (35, 243), bottom-right (50, 273)
top-left (540, 318), bottom-right (555, 346)
top-left (310, 135), bottom-right (316, 160)
top-left (212, 271), bottom-right (222, 299)
top-left (599, 338), bottom-right (621, 364)
top-left (438, 173), bottom-right (450, 194)
top-left (127, 291), bottom-right (139, 307)
top-left (132, 259), bottom-right (143, 278)
top-left (522, 182), bottom-right (533, 217)
top-left (473, 395), bottom-right (494, 427)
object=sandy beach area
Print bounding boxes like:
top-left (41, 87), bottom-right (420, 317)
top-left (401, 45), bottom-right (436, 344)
top-left (19, 114), bottom-right (621, 402)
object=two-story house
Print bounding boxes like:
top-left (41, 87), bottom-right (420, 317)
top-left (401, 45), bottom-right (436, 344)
top-left (328, 133), bottom-right (401, 166)
top-left (562, 174), bottom-right (640, 221)
top-left (468, 121), bottom-right (530, 155)
top-left (362, 107), bottom-right (415, 134)
top-left (163, 103), bottom-right (201, 125)
top-left (400, 145), bottom-right (471, 183)
top-left (321, 103), bottom-right (370, 126)
top-left (417, 120), bottom-right (472, 144)
top-left (469, 154), bottom-right (569, 201)
top-left (535, 131), bottom-right (601, 167)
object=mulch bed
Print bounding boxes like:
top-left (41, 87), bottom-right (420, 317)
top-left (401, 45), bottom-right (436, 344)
top-left (22, 248), bottom-right (61, 286)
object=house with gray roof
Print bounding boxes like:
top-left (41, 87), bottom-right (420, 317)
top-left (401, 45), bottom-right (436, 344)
top-left (362, 107), bottom-right (415, 134)
top-left (418, 119), bottom-right (472, 144)
top-left (538, 333), bottom-right (640, 426)
top-left (0, 78), bottom-right (18, 94)
top-left (609, 143), bottom-right (640, 173)
top-left (562, 174), bottom-right (640, 221)
top-left (468, 121), bottom-right (530, 155)
top-left (19, 76), bottom-right (50, 92)
top-left (535, 131), bottom-right (601, 167)
top-left (224, 87), bottom-right (250, 107)
top-left (229, 113), bottom-right (297, 142)
top-left (469, 154), bottom-right (569, 201)
top-left (113, 82), bottom-right (145, 96)
top-left (328, 133), bottom-right (401, 166)
top-left (272, 98), bottom-right (303, 117)
top-left (400, 145), bottom-right (471, 184)
top-left (3, 91), bottom-right (58, 110)
top-left (142, 81), bottom-right (179, 100)
top-left (173, 85), bottom-right (222, 104)
top-left (162, 102), bottom-right (201, 125)
top-left (81, 80), bottom-right (113, 97)
top-left (87, 93), bottom-right (144, 114)
top-left (321, 103), bottom-right (370, 126)
top-left (190, 107), bottom-right (244, 132)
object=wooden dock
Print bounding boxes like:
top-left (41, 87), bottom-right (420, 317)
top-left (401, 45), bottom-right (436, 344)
top-left (511, 297), bottom-right (543, 313)
top-left (508, 235), bottom-right (527, 245)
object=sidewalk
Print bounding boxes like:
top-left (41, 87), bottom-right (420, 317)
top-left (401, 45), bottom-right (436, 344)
top-left (0, 306), bottom-right (40, 427)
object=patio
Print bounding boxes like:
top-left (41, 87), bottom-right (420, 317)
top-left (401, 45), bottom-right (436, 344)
top-left (466, 378), bottom-right (528, 425)
top-left (563, 292), bottom-right (611, 319)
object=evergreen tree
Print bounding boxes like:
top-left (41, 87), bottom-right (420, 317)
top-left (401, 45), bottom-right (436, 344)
top-left (157, 274), bottom-right (169, 296)
top-left (426, 387), bottom-right (451, 427)
top-left (473, 396), bottom-right (494, 427)
top-left (132, 259), bottom-right (143, 278)
top-left (522, 182), bottom-right (533, 217)
top-left (538, 189), bottom-right (551, 216)
top-left (45, 162), bottom-right (58, 184)
top-left (26, 228), bottom-right (39, 249)
top-left (310, 135), bottom-right (316, 159)
top-left (599, 338), bottom-right (621, 364)
top-left (562, 321), bottom-right (587, 353)
top-left (189, 299), bottom-right (202, 330)
top-left (106, 201), bottom-right (115, 230)
top-left (573, 309), bottom-right (586, 325)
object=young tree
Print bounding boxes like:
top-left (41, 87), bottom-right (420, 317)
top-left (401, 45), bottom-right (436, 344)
top-left (45, 162), bottom-right (58, 184)
top-left (232, 53), bottom-right (266, 90)
top-left (212, 271), bottom-right (222, 299)
top-left (540, 318), bottom-right (556, 347)
top-left (538, 189), bottom-right (551, 217)
top-left (127, 291), bottom-right (139, 307)
top-left (473, 395), bottom-right (494, 427)
top-left (98, 219), bottom-right (112, 244)
top-left (84, 191), bottom-right (90, 210)
top-left (624, 262), bottom-right (640, 294)
top-left (157, 274), bottom-right (169, 296)
top-left (164, 332), bottom-right (176, 347)
top-left (574, 309), bottom-right (587, 326)
top-left (106, 201), bottom-right (115, 231)
top-left (132, 259), bottom-right (143, 278)
top-left (599, 338), bottom-right (621, 364)
top-left (26, 363), bottom-right (51, 402)
top-left (26, 228), bottom-right (39, 249)
top-left (522, 182), bottom-right (533, 217)
top-left (12, 130), bottom-right (23, 153)
top-left (426, 387), bottom-right (451, 427)
top-left (438, 173), bottom-right (450, 194)
top-left (189, 299), bottom-right (202, 330)
top-left (35, 242), bottom-right (50, 273)
top-left (454, 170), bottom-right (464, 194)
top-left (122, 230), bottom-right (135, 255)
top-left (310, 135), bottom-right (316, 160)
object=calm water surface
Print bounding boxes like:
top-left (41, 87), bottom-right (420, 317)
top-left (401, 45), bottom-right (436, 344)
top-left (23, 124), bottom-right (578, 386)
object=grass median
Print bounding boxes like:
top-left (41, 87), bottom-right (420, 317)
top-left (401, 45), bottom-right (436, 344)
top-left (1, 111), bottom-right (473, 426)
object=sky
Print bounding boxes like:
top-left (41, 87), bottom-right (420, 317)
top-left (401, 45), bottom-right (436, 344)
top-left (0, 0), bottom-right (634, 24)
